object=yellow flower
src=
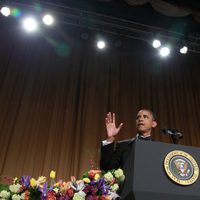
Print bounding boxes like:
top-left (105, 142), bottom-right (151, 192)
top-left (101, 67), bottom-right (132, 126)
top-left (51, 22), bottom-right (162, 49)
top-left (30, 178), bottom-right (37, 187)
top-left (54, 182), bottom-right (59, 187)
top-left (83, 178), bottom-right (90, 183)
top-left (65, 181), bottom-right (71, 190)
top-left (62, 181), bottom-right (67, 187)
top-left (104, 195), bottom-right (112, 200)
top-left (60, 181), bottom-right (71, 193)
top-left (13, 177), bottom-right (18, 184)
top-left (94, 174), bottom-right (100, 180)
top-left (50, 170), bottom-right (56, 179)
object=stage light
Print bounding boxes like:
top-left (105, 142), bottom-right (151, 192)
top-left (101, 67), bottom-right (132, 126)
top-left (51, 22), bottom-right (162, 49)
top-left (81, 33), bottom-right (89, 40)
top-left (152, 39), bottom-right (161, 48)
top-left (97, 40), bottom-right (106, 49)
top-left (22, 17), bottom-right (38, 32)
top-left (42, 14), bottom-right (54, 26)
top-left (180, 46), bottom-right (188, 54)
top-left (159, 47), bottom-right (170, 57)
top-left (114, 40), bottom-right (122, 47)
top-left (1, 6), bottom-right (11, 17)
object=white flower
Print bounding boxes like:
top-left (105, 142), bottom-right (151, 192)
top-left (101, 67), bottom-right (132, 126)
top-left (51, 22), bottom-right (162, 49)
top-left (20, 192), bottom-right (25, 199)
top-left (114, 169), bottom-right (125, 182)
top-left (0, 190), bottom-right (11, 198)
top-left (12, 194), bottom-right (21, 200)
top-left (53, 188), bottom-right (59, 193)
top-left (72, 192), bottom-right (85, 200)
top-left (108, 191), bottom-right (120, 199)
top-left (111, 183), bottom-right (119, 192)
top-left (9, 183), bottom-right (21, 193)
top-left (119, 174), bottom-right (125, 182)
top-left (104, 172), bottom-right (113, 182)
top-left (77, 190), bottom-right (86, 198)
top-left (37, 176), bottom-right (46, 184)
top-left (114, 169), bottom-right (123, 178)
top-left (70, 180), bottom-right (85, 191)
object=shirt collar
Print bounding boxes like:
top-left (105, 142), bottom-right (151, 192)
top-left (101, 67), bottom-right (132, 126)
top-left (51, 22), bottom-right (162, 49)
top-left (136, 133), bottom-right (151, 138)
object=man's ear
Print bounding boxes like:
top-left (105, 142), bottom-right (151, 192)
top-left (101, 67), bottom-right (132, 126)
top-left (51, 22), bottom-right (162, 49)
top-left (152, 121), bottom-right (157, 128)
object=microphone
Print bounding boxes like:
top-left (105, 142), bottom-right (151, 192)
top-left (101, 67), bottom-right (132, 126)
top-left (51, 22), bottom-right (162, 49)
top-left (162, 128), bottom-right (183, 138)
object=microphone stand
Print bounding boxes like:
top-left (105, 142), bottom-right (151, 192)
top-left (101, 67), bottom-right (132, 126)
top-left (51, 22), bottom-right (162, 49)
top-left (171, 134), bottom-right (180, 144)
top-left (162, 128), bottom-right (183, 144)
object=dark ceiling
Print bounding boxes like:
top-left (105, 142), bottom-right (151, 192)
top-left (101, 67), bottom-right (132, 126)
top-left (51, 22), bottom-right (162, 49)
top-left (39, 0), bottom-right (200, 34)
top-left (1, 0), bottom-right (200, 52)
top-left (1, 0), bottom-right (200, 35)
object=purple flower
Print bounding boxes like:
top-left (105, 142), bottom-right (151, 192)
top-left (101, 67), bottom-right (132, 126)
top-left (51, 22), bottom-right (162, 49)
top-left (90, 180), bottom-right (97, 186)
top-left (19, 176), bottom-right (31, 187)
top-left (97, 178), bottom-right (109, 195)
top-left (38, 182), bottom-right (49, 200)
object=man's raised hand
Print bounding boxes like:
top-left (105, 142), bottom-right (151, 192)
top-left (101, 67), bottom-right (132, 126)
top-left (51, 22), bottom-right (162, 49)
top-left (105, 112), bottom-right (123, 142)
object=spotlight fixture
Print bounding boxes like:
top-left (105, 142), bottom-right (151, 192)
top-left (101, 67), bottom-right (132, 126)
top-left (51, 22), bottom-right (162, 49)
top-left (42, 14), bottom-right (54, 26)
top-left (0, 6), bottom-right (11, 17)
top-left (22, 17), bottom-right (38, 32)
top-left (81, 33), bottom-right (89, 40)
top-left (159, 47), bottom-right (170, 57)
top-left (152, 39), bottom-right (161, 48)
top-left (97, 40), bottom-right (106, 49)
top-left (180, 46), bottom-right (188, 54)
top-left (114, 40), bottom-right (122, 47)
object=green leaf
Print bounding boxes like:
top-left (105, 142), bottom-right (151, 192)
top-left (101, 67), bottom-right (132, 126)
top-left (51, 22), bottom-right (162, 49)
top-left (0, 184), bottom-right (9, 191)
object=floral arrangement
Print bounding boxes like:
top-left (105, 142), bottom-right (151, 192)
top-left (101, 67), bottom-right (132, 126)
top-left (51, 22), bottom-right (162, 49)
top-left (0, 169), bottom-right (125, 200)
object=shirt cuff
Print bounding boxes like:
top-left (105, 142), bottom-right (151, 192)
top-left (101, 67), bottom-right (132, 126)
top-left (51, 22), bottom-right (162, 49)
top-left (102, 140), bottom-right (114, 146)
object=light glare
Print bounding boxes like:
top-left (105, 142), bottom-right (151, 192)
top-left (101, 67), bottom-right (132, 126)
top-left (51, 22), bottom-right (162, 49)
top-left (97, 41), bottom-right (106, 49)
top-left (159, 47), bottom-right (170, 57)
top-left (23, 17), bottom-right (38, 32)
top-left (43, 14), bottom-right (54, 25)
top-left (180, 46), bottom-right (188, 54)
top-left (152, 39), bottom-right (161, 48)
top-left (11, 8), bottom-right (21, 17)
top-left (1, 7), bottom-right (11, 17)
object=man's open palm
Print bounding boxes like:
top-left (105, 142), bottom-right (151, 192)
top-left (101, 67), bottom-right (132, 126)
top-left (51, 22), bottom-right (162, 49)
top-left (105, 112), bottom-right (123, 138)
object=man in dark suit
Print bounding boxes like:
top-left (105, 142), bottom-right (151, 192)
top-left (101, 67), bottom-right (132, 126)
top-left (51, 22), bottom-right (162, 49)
top-left (100, 109), bottom-right (157, 171)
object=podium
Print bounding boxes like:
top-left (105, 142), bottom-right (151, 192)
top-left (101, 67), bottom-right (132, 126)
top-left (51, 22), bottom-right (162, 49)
top-left (121, 140), bottom-right (200, 200)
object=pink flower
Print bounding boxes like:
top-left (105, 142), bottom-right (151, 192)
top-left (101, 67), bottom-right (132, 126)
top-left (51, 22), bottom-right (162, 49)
top-left (66, 188), bottom-right (74, 197)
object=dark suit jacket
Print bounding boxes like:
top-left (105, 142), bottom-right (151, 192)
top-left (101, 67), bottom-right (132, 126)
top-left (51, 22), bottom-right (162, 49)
top-left (100, 136), bottom-right (153, 198)
top-left (100, 138), bottom-right (134, 171)
top-left (100, 136), bottom-right (153, 171)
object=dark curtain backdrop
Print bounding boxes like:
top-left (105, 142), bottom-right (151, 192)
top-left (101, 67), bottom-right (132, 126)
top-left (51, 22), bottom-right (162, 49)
top-left (0, 20), bottom-right (200, 181)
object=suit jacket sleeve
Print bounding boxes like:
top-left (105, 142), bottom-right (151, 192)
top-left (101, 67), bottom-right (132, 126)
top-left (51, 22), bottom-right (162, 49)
top-left (100, 142), bottom-right (121, 171)
top-left (100, 139), bottom-right (134, 171)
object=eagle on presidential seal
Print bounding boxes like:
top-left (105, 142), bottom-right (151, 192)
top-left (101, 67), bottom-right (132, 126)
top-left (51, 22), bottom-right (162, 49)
top-left (174, 158), bottom-right (190, 177)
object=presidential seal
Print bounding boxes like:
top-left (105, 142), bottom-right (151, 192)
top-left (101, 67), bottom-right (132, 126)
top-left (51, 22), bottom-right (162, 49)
top-left (164, 150), bottom-right (199, 185)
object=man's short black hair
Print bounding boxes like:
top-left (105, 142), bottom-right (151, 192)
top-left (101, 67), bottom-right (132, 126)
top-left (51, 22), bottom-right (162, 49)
top-left (137, 109), bottom-right (157, 121)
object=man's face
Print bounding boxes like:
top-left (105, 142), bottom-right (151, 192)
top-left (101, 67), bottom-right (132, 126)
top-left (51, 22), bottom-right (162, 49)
top-left (136, 110), bottom-right (157, 135)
